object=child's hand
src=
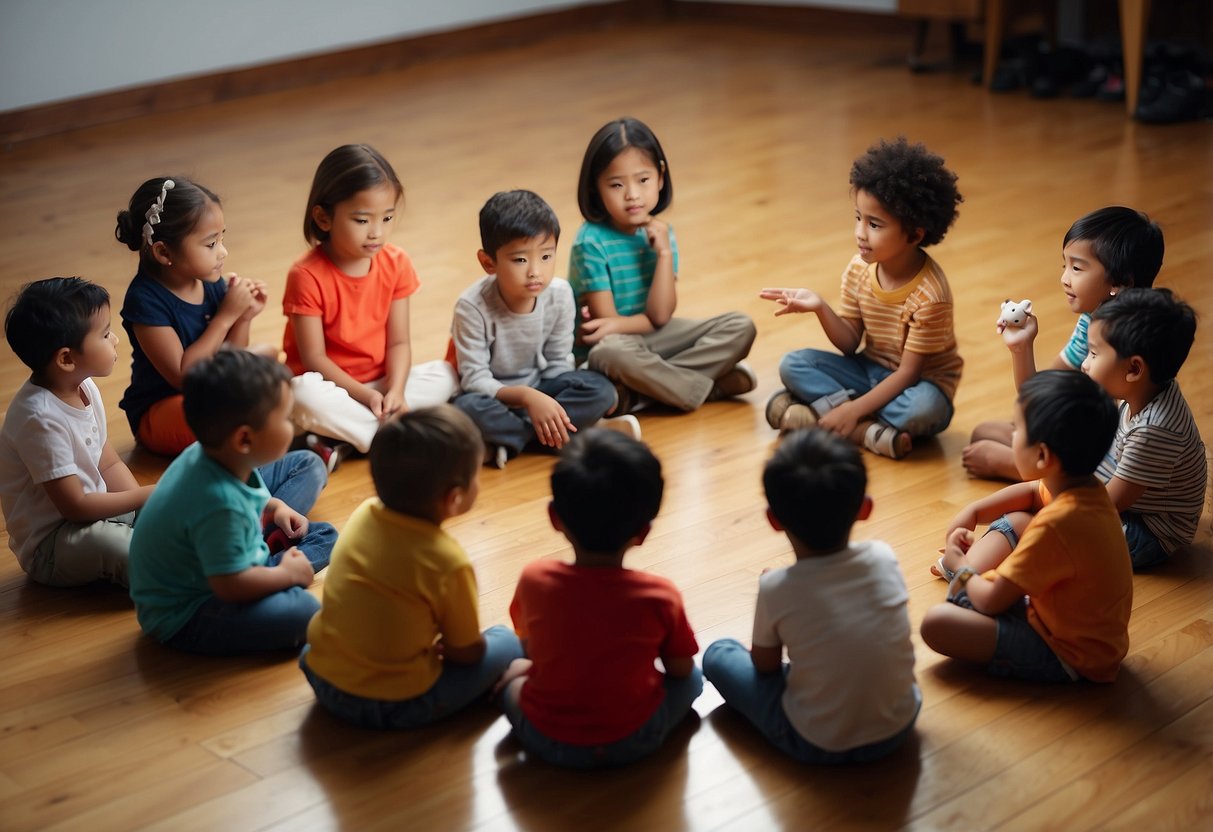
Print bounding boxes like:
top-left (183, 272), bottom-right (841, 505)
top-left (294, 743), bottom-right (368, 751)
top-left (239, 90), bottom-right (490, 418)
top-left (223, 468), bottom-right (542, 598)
top-left (219, 275), bottom-right (255, 320)
top-left (945, 508), bottom-right (979, 542)
top-left (270, 502), bottom-right (310, 540)
top-left (643, 217), bottom-right (671, 253)
top-left (944, 527), bottom-right (974, 562)
top-left (524, 391), bottom-right (575, 448)
top-left (241, 278), bottom-right (269, 320)
top-left (999, 311), bottom-right (1038, 353)
top-left (278, 547), bottom-right (315, 587)
top-left (493, 657), bottom-right (533, 696)
top-left (817, 400), bottom-right (863, 437)
top-left (759, 288), bottom-right (823, 315)
top-left (380, 389), bottom-right (406, 420)
top-left (579, 316), bottom-right (621, 346)
top-left (357, 386), bottom-right (386, 419)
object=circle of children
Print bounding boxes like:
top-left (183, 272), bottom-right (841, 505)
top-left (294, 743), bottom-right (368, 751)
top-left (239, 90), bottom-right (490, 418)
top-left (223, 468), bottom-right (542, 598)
top-left (2, 116), bottom-right (1206, 768)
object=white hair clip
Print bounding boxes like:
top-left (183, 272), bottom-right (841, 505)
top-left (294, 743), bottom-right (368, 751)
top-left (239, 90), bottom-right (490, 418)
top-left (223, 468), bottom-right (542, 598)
top-left (142, 179), bottom-right (176, 247)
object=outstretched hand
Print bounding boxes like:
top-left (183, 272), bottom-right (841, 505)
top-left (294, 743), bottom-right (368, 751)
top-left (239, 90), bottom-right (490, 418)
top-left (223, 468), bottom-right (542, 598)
top-left (759, 287), bottom-right (823, 316)
top-left (998, 311), bottom-right (1038, 352)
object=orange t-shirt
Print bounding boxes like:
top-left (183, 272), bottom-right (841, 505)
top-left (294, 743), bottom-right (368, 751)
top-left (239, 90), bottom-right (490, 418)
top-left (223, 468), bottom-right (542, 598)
top-left (282, 243), bottom-right (419, 383)
top-left (995, 482), bottom-right (1133, 682)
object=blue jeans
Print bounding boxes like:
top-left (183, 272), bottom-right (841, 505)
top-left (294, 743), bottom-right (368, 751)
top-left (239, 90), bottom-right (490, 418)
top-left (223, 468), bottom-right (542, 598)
top-left (453, 370), bottom-right (616, 457)
top-left (778, 348), bottom-right (953, 436)
top-left (501, 667), bottom-right (704, 768)
top-left (703, 639), bottom-right (920, 764)
top-left (163, 523), bottom-right (336, 655)
top-left (1122, 512), bottom-right (1167, 570)
top-left (949, 589), bottom-right (1074, 683)
top-left (259, 449), bottom-right (327, 516)
top-left (300, 625), bottom-right (524, 728)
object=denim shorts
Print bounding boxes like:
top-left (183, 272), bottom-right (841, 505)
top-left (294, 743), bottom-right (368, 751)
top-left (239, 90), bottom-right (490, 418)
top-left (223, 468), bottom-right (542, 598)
top-left (1122, 512), bottom-right (1168, 570)
top-left (949, 588), bottom-right (1074, 683)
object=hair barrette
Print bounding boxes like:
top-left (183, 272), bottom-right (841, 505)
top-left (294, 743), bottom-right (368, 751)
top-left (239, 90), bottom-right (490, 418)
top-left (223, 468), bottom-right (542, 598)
top-left (142, 179), bottom-right (176, 247)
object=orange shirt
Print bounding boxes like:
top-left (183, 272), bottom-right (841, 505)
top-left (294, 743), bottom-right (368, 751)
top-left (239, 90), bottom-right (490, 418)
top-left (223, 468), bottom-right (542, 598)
top-left (282, 243), bottom-right (419, 383)
top-left (995, 482), bottom-right (1133, 682)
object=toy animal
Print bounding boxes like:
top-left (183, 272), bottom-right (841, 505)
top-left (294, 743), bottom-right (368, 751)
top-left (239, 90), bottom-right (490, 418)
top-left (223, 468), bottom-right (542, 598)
top-left (997, 298), bottom-right (1033, 331)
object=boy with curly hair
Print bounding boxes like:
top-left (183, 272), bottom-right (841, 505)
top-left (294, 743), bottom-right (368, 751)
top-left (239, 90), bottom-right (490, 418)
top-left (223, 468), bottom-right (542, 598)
top-left (761, 137), bottom-right (964, 458)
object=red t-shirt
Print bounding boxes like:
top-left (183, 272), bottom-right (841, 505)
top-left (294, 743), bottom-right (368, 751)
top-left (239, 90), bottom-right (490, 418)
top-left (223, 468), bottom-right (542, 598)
top-left (509, 559), bottom-right (698, 745)
top-left (282, 243), bottom-right (419, 383)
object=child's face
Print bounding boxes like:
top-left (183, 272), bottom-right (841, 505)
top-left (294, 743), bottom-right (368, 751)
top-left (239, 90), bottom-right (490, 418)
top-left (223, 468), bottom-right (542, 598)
top-left (481, 234), bottom-right (557, 313)
top-left (1009, 402), bottom-right (1041, 481)
top-left (246, 382), bottom-right (296, 466)
top-left (854, 190), bottom-right (919, 266)
top-left (72, 305), bottom-right (120, 379)
top-left (1060, 239), bottom-right (1114, 314)
top-left (596, 146), bottom-right (664, 233)
top-left (1081, 319), bottom-right (1133, 399)
top-left (168, 200), bottom-right (227, 283)
top-left (315, 183), bottom-right (398, 274)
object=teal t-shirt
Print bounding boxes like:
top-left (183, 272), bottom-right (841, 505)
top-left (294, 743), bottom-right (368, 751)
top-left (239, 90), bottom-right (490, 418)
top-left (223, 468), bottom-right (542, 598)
top-left (129, 442), bottom-right (271, 641)
top-left (1059, 313), bottom-right (1090, 369)
top-left (567, 221), bottom-right (679, 361)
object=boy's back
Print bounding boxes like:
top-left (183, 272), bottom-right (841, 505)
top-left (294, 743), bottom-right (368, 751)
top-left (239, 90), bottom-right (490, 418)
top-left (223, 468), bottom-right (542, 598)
top-left (757, 538), bottom-right (917, 751)
top-left (304, 497), bottom-right (483, 701)
top-left (510, 553), bottom-right (697, 746)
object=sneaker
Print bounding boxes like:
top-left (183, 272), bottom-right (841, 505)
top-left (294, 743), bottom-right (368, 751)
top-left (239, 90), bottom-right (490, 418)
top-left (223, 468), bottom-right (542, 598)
top-left (485, 444), bottom-right (509, 470)
top-left (708, 362), bottom-right (757, 401)
top-left (611, 382), bottom-right (638, 416)
top-left (779, 404), bottom-right (817, 435)
top-left (597, 413), bottom-right (641, 440)
top-left (305, 434), bottom-right (352, 474)
top-left (765, 389), bottom-right (795, 429)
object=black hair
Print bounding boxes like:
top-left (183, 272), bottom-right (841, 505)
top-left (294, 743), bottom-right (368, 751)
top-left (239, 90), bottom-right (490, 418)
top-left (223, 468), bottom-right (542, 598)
top-left (304, 144), bottom-right (403, 244)
top-left (763, 428), bottom-right (867, 552)
top-left (369, 405), bottom-right (483, 518)
top-left (5, 277), bottom-right (111, 372)
top-left (848, 136), bottom-right (962, 247)
top-left (183, 348), bottom-right (291, 448)
top-left (1091, 287), bottom-right (1196, 384)
top-left (576, 117), bottom-right (672, 224)
top-left (550, 429), bottom-right (664, 554)
top-left (479, 190), bottom-right (561, 258)
top-left (115, 177), bottom-right (221, 273)
top-left (1017, 370), bottom-right (1117, 477)
top-left (1063, 206), bottom-right (1164, 289)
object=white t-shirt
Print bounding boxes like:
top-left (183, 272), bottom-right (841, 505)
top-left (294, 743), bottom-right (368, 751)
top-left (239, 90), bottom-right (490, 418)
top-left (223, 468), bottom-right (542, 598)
top-left (0, 379), bottom-right (108, 571)
top-left (753, 540), bottom-right (919, 752)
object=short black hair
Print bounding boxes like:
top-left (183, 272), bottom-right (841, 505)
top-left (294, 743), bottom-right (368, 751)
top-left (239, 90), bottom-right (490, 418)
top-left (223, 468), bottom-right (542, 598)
top-left (370, 406), bottom-right (483, 518)
top-left (849, 136), bottom-right (962, 247)
top-left (5, 277), bottom-right (110, 372)
top-left (1092, 287), bottom-right (1196, 384)
top-left (1018, 370), bottom-right (1117, 477)
top-left (183, 348), bottom-right (291, 448)
top-left (479, 190), bottom-right (561, 258)
top-left (764, 428), bottom-right (867, 551)
top-left (577, 117), bottom-right (672, 224)
top-left (550, 429), bottom-right (664, 554)
top-left (1063, 206), bottom-right (1163, 289)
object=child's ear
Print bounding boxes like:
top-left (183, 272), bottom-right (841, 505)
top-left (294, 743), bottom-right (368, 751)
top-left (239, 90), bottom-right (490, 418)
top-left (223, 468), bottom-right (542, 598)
top-left (443, 483), bottom-right (472, 518)
top-left (856, 495), bottom-right (874, 521)
top-left (150, 241), bottom-right (173, 268)
top-left (765, 507), bottom-right (784, 532)
top-left (230, 424), bottom-right (255, 455)
top-left (311, 205), bottom-right (333, 233)
top-left (52, 346), bottom-right (75, 374)
top-left (907, 227), bottom-right (926, 246)
top-left (1126, 355), bottom-right (1148, 383)
top-left (547, 501), bottom-right (564, 532)
top-left (630, 521), bottom-right (652, 547)
top-left (476, 249), bottom-right (497, 275)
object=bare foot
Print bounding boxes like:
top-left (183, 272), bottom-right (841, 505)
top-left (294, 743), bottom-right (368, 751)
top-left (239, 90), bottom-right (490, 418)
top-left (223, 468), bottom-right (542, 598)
top-left (961, 439), bottom-right (1020, 481)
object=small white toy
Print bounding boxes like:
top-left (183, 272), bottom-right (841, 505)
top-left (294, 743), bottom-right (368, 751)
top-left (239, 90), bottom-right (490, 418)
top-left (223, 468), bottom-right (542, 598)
top-left (997, 298), bottom-right (1033, 332)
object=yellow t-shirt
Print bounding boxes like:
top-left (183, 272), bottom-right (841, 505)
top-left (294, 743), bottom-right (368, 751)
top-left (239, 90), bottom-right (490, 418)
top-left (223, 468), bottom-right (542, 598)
top-left (838, 253), bottom-right (963, 399)
top-left (304, 498), bottom-right (482, 700)
top-left (995, 483), bottom-right (1133, 683)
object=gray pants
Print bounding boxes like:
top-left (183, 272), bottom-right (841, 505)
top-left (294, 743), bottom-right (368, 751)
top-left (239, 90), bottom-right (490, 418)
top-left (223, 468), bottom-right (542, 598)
top-left (586, 312), bottom-right (756, 411)
top-left (27, 511), bottom-right (137, 588)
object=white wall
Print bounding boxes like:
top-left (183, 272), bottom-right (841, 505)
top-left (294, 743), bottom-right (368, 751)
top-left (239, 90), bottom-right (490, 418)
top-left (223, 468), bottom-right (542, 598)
top-left (0, 0), bottom-right (606, 113)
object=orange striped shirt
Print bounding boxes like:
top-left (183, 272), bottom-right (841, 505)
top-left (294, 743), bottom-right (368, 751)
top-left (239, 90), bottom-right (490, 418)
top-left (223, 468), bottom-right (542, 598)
top-left (838, 254), bottom-right (962, 399)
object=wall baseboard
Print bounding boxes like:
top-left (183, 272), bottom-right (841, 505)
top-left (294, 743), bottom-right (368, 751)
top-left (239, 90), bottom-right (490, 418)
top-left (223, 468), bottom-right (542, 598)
top-left (0, 1), bottom-right (916, 146)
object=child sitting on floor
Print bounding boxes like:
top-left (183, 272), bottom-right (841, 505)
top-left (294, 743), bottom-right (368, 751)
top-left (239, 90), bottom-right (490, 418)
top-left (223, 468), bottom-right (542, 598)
top-left (923, 370), bottom-right (1132, 683)
top-left (300, 405), bottom-right (523, 728)
top-left (1, 277), bottom-right (153, 587)
top-left (703, 428), bottom-right (920, 763)
top-left (129, 349), bottom-right (337, 655)
top-left (498, 429), bottom-right (702, 767)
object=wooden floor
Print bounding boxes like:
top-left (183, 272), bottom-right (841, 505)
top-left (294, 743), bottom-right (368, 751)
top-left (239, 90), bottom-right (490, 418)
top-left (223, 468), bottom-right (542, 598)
top-left (2, 13), bottom-right (1212, 832)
